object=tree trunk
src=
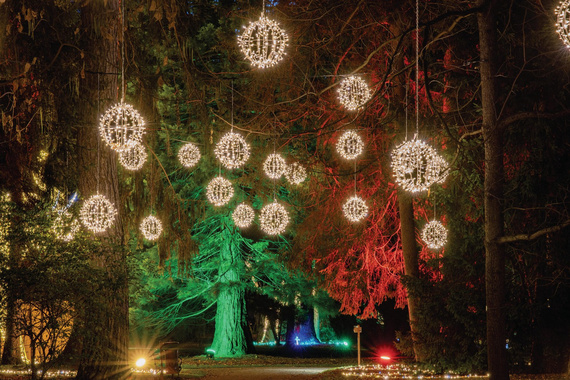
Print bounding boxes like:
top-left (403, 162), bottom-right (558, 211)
top-left (478, 1), bottom-right (509, 379)
top-left (210, 234), bottom-right (247, 357)
top-left (1, 292), bottom-right (20, 364)
top-left (74, 1), bottom-right (129, 379)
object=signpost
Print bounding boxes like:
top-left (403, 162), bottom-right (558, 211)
top-left (353, 325), bottom-right (362, 366)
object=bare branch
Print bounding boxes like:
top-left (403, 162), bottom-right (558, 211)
top-left (498, 219), bottom-right (570, 244)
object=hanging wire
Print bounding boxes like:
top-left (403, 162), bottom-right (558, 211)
top-left (354, 159), bottom-right (357, 195)
top-left (405, 81), bottom-right (409, 140)
top-left (415, 0), bottom-right (420, 135)
top-left (121, 0), bottom-right (125, 102)
top-left (231, 80), bottom-right (234, 131)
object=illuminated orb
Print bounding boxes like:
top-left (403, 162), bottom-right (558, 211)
top-left (556, 0), bottom-right (570, 47)
top-left (426, 153), bottom-right (448, 184)
top-left (260, 201), bottom-right (289, 235)
top-left (118, 141), bottom-right (147, 171)
top-left (337, 76), bottom-right (372, 111)
top-left (52, 210), bottom-right (80, 242)
top-left (214, 132), bottom-right (250, 169)
top-left (285, 162), bottom-right (307, 185)
top-left (342, 195), bottom-right (368, 222)
top-left (80, 194), bottom-right (117, 233)
top-left (337, 130), bottom-right (364, 160)
top-left (391, 137), bottom-right (440, 193)
top-left (140, 215), bottom-right (162, 241)
top-left (99, 102), bottom-right (145, 151)
top-left (135, 358), bottom-right (146, 368)
top-left (178, 142), bottom-right (201, 168)
top-left (238, 12), bottom-right (289, 69)
top-left (206, 176), bottom-right (234, 206)
top-left (232, 203), bottom-right (255, 228)
top-left (421, 220), bottom-right (448, 250)
top-left (263, 153), bottom-right (287, 179)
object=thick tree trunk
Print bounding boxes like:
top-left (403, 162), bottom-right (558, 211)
top-left (210, 235), bottom-right (247, 357)
top-left (74, 1), bottom-right (129, 379)
top-left (1, 292), bottom-right (20, 364)
top-left (478, 1), bottom-right (509, 379)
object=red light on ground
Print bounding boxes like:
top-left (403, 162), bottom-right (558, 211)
top-left (380, 355), bottom-right (391, 361)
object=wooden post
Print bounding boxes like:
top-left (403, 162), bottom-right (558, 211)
top-left (353, 325), bottom-right (362, 366)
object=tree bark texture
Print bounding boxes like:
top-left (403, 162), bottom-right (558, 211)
top-left (74, 1), bottom-right (129, 379)
top-left (478, 1), bottom-right (509, 379)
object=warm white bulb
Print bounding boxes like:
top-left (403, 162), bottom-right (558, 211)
top-left (342, 195), bottom-right (368, 222)
top-left (260, 201), bottom-right (289, 235)
top-left (214, 132), bottom-right (250, 169)
top-left (118, 141), bottom-right (147, 171)
top-left (238, 12), bottom-right (289, 69)
top-left (99, 102), bottom-right (145, 151)
top-left (421, 220), bottom-right (447, 250)
top-left (140, 215), bottom-right (162, 241)
top-left (80, 194), bottom-right (117, 233)
top-left (232, 203), bottom-right (255, 228)
top-left (263, 153), bottom-right (287, 179)
top-left (337, 130), bottom-right (364, 160)
top-left (206, 176), bottom-right (234, 206)
top-left (337, 76), bottom-right (372, 111)
top-left (178, 142), bottom-right (201, 168)
top-left (285, 162), bottom-right (307, 185)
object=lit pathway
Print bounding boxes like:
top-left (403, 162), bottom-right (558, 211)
top-left (183, 366), bottom-right (336, 379)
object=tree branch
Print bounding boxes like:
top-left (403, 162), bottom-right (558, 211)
top-left (498, 109), bottom-right (570, 130)
top-left (498, 219), bottom-right (570, 244)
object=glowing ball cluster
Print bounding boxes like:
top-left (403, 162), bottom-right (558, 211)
top-left (99, 102), bottom-right (145, 151)
top-left (342, 195), bottom-right (368, 222)
top-left (337, 76), bottom-right (372, 111)
top-left (263, 153), bottom-right (287, 179)
top-left (391, 138), bottom-right (444, 193)
top-left (260, 201), bottom-right (289, 235)
top-left (214, 132), bottom-right (250, 169)
top-left (80, 194), bottom-right (117, 233)
top-left (118, 141), bottom-right (147, 171)
top-left (337, 130), bottom-right (364, 160)
top-left (556, 0), bottom-right (570, 47)
top-left (52, 210), bottom-right (80, 242)
top-left (206, 176), bottom-right (234, 206)
top-left (232, 203), bottom-right (255, 228)
top-left (140, 215), bottom-right (162, 241)
top-left (178, 142), bottom-right (201, 168)
top-left (421, 220), bottom-right (448, 250)
top-left (238, 12), bottom-right (289, 69)
top-left (285, 162), bottom-right (307, 185)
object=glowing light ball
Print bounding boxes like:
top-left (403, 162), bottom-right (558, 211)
top-left (557, 0), bottom-right (570, 47)
top-left (337, 76), bottom-right (372, 111)
top-left (421, 220), bottom-right (448, 249)
top-left (118, 141), bottom-right (147, 171)
top-left (238, 12), bottom-right (289, 69)
top-left (99, 102), bottom-right (145, 151)
top-left (285, 162), bottom-right (307, 185)
top-left (52, 210), bottom-right (80, 242)
top-left (337, 130), bottom-right (364, 160)
top-left (426, 153), bottom-right (448, 184)
top-left (214, 132), bottom-right (250, 169)
top-left (206, 176), bottom-right (234, 206)
top-left (342, 195), bottom-right (368, 222)
top-left (260, 201), bottom-right (289, 235)
top-left (140, 215), bottom-right (162, 241)
top-left (391, 137), bottom-right (440, 193)
top-left (178, 142), bottom-right (201, 168)
top-left (232, 203), bottom-right (255, 228)
top-left (263, 153), bottom-right (287, 179)
top-left (135, 358), bottom-right (146, 368)
top-left (80, 194), bottom-right (117, 233)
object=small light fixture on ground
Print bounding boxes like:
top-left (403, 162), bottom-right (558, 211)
top-left (178, 142), bottom-right (201, 168)
top-left (238, 12), bottom-right (288, 69)
top-left (80, 194), bottom-right (117, 233)
top-left (99, 102), bottom-right (145, 151)
top-left (263, 153), bottom-right (287, 179)
top-left (119, 141), bottom-right (147, 171)
top-left (232, 203), bottom-right (255, 228)
top-left (206, 176), bottom-right (234, 206)
top-left (337, 130), bottom-right (364, 160)
top-left (342, 195), bottom-right (368, 222)
top-left (285, 162), bottom-right (307, 185)
top-left (338, 76), bottom-right (372, 111)
top-left (214, 131), bottom-right (250, 169)
top-left (140, 215), bottom-right (162, 241)
top-left (421, 220), bottom-right (447, 250)
top-left (260, 201), bottom-right (289, 235)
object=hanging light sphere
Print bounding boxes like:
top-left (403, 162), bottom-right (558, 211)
top-left (337, 130), bottom-right (364, 160)
top-left (232, 203), bottom-right (255, 228)
top-left (426, 153), bottom-right (449, 184)
top-left (99, 102), bottom-right (145, 151)
top-left (214, 132), bottom-right (251, 169)
top-left (391, 137), bottom-right (440, 193)
top-left (263, 153), bottom-right (287, 179)
top-left (118, 141), bottom-right (147, 171)
top-left (285, 162), bottom-right (307, 185)
top-left (238, 12), bottom-right (289, 69)
top-left (337, 76), bottom-right (372, 111)
top-left (342, 195), bottom-right (368, 222)
top-left (140, 215), bottom-right (163, 241)
top-left (260, 201), bottom-right (289, 235)
top-left (206, 176), bottom-right (234, 206)
top-left (178, 142), bottom-right (201, 168)
top-left (556, 0), bottom-right (570, 47)
top-left (421, 220), bottom-right (448, 250)
top-left (52, 210), bottom-right (80, 242)
top-left (80, 194), bottom-right (117, 233)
